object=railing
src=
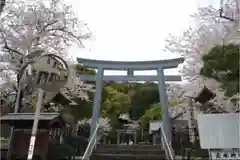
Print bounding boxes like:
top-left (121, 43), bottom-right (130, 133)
top-left (160, 124), bottom-right (175, 160)
top-left (81, 123), bottom-right (100, 160)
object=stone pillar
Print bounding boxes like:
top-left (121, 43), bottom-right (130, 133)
top-left (188, 98), bottom-right (195, 143)
top-left (117, 131), bottom-right (120, 145)
top-left (134, 131), bottom-right (137, 144)
top-left (153, 134), bottom-right (156, 145)
top-left (127, 68), bottom-right (134, 76)
top-left (90, 67), bottom-right (104, 137)
top-left (157, 67), bottom-right (172, 143)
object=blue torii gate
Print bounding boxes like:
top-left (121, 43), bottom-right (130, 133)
top-left (77, 57), bottom-right (184, 143)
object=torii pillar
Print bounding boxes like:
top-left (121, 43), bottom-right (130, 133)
top-left (77, 58), bottom-right (184, 143)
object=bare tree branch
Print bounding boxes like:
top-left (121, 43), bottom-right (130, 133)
top-left (46, 27), bottom-right (91, 47)
top-left (43, 20), bottom-right (59, 30)
top-left (0, 29), bottom-right (23, 56)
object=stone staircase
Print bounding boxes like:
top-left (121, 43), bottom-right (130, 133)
top-left (90, 144), bottom-right (167, 160)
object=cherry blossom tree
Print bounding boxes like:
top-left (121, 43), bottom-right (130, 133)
top-left (0, 0), bottom-right (93, 107)
top-left (0, 0), bottom-right (91, 57)
top-left (165, 0), bottom-right (239, 113)
top-left (61, 63), bottom-right (95, 101)
top-left (167, 83), bottom-right (186, 107)
top-left (77, 117), bottom-right (112, 134)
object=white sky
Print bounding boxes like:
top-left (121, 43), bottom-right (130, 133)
top-left (66, 0), bottom-right (220, 76)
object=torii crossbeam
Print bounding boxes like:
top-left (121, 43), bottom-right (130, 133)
top-left (77, 57), bottom-right (184, 143)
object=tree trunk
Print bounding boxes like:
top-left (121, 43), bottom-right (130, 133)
top-left (16, 73), bottom-right (24, 113)
top-left (0, 0), bottom-right (5, 14)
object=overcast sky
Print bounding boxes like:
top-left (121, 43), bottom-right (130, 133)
top-left (66, 0), bottom-right (220, 75)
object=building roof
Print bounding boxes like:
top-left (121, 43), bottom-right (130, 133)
top-left (51, 92), bottom-right (76, 105)
top-left (45, 91), bottom-right (77, 105)
top-left (0, 113), bottom-right (60, 121)
top-left (0, 113), bottom-right (65, 129)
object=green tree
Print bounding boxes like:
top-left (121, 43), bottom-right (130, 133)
top-left (105, 82), bottom-right (160, 120)
top-left (75, 64), bottom-right (96, 75)
top-left (200, 44), bottom-right (240, 96)
top-left (140, 103), bottom-right (162, 130)
top-left (69, 101), bottom-right (93, 120)
top-left (101, 86), bottom-right (131, 118)
top-left (130, 82), bottom-right (159, 120)
top-left (107, 82), bottom-right (135, 94)
top-left (101, 86), bottom-right (132, 140)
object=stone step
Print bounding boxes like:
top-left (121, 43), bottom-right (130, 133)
top-left (91, 153), bottom-right (166, 160)
top-left (97, 144), bottom-right (162, 149)
top-left (95, 147), bottom-right (165, 155)
top-left (91, 144), bottom-right (166, 160)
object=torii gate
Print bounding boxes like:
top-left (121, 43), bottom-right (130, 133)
top-left (77, 57), bottom-right (184, 143)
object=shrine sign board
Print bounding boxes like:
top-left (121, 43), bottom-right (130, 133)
top-left (210, 149), bottom-right (240, 160)
top-left (149, 120), bottom-right (162, 134)
top-left (197, 113), bottom-right (240, 149)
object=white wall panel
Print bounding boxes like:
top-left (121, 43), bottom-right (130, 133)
top-left (197, 113), bottom-right (240, 149)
